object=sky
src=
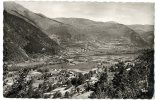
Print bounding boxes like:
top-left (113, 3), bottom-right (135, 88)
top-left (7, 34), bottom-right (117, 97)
top-left (15, 1), bottom-right (154, 25)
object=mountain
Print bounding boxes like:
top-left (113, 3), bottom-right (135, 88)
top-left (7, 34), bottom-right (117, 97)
top-left (128, 25), bottom-right (154, 46)
top-left (4, 2), bottom-right (71, 45)
top-left (3, 10), bottom-right (60, 62)
top-left (4, 2), bottom-right (148, 47)
top-left (4, 2), bottom-right (150, 58)
top-left (142, 31), bottom-right (154, 46)
top-left (128, 25), bottom-right (154, 34)
top-left (55, 18), bottom-right (148, 47)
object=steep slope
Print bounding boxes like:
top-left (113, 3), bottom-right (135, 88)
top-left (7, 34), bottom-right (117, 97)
top-left (128, 25), bottom-right (154, 46)
top-left (3, 10), bottom-right (59, 62)
top-left (142, 31), bottom-right (154, 46)
top-left (4, 2), bottom-right (71, 45)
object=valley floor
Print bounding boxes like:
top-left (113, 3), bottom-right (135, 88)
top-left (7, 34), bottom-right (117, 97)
top-left (3, 49), bottom-right (154, 99)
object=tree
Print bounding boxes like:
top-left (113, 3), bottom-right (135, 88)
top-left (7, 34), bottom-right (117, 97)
top-left (64, 91), bottom-right (70, 98)
top-left (71, 78), bottom-right (78, 86)
top-left (88, 92), bottom-right (97, 98)
top-left (51, 84), bottom-right (58, 90)
top-left (99, 72), bottom-right (108, 83)
top-left (39, 80), bottom-right (52, 93)
top-left (89, 71), bottom-right (94, 77)
top-left (4, 68), bottom-right (29, 98)
top-left (3, 63), bottom-right (8, 78)
top-left (65, 80), bottom-right (72, 90)
top-left (87, 49), bottom-right (154, 99)
top-left (134, 49), bottom-right (154, 98)
top-left (53, 91), bottom-right (62, 98)
top-left (77, 73), bottom-right (85, 85)
top-left (76, 88), bottom-right (80, 93)
top-left (84, 73), bottom-right (91, 80)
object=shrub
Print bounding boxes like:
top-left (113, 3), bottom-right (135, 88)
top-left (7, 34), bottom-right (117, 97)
top-left (53, 91), bottom-right (62, 98)
top-left (64, 91), bottom-right (70, 98)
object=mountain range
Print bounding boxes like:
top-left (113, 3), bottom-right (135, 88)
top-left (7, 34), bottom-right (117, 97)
top-left (3, 2), bottom-right (154, 62)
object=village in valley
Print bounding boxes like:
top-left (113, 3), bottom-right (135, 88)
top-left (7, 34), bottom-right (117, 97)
top-left (4, 52), bottom-right (136, 98)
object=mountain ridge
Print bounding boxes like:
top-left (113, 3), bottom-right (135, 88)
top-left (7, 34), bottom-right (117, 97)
top-left (3, 10), bottom-right (60, 62)
top-left (4, 2), bottom-right (149, 47)
top-left (3, 2), bottom-right (153, 63)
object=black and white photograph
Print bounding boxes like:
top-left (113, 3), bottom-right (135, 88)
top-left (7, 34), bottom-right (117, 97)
top-left (3, 1), bottom-right (155, 99)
